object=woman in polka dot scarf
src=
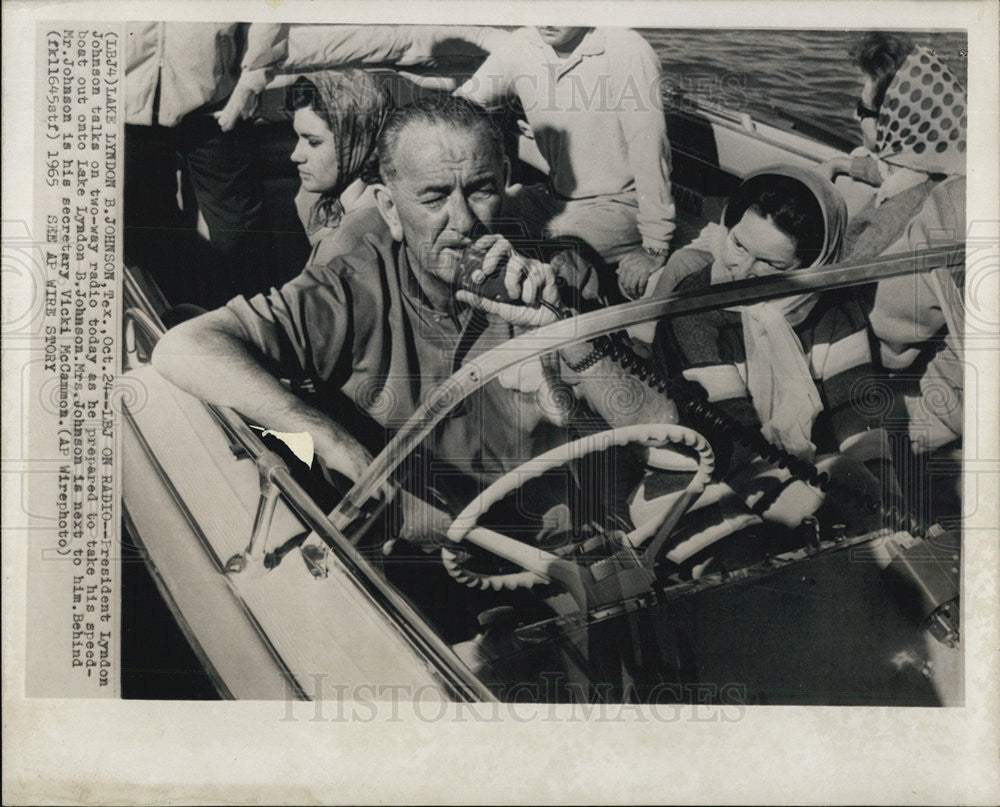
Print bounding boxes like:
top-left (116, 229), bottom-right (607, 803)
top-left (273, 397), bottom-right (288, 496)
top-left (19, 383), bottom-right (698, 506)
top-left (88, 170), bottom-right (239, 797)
top-left (822, 33), bottom-right (967, 260)
top-left (837, 34), bottom-right (968, 461)
top-left (871, 43), bottom-right (966, 176)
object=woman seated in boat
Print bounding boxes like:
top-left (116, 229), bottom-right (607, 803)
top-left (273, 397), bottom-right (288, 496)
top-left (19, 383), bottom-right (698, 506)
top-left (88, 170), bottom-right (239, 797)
top-left (287, 69), bottom-right (392, 262)
top-left (590, 168), bottom-right (890, 538)
top-left (821, 33), bottom-right (966, 461)
top-left (646, 168), bottom-right (890, 517)
top-left (818, 32), bottom-right (965, 262)
top-left (469, 167), bottom-right (891, 557)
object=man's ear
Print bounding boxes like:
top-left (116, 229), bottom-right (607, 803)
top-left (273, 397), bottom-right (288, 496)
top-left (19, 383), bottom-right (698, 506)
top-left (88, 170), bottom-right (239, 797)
top-left (372, 183), bottom-right (403, 241)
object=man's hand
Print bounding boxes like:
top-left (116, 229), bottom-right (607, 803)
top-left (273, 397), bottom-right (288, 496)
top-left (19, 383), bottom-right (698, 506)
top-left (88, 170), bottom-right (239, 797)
top-left (214, 82), bottom-right (261, 132)
top-left (455, 234), bottom-right (563, 329)
top-left (617, 247), bottom-right (667, 300)
top-left (311, 424), bottom-right (375, 487)
top-left (388, 490), bottom-right (454, 554)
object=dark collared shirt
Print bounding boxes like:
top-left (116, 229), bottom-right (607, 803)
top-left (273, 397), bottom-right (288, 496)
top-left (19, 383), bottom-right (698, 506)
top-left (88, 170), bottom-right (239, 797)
top-left (227, 206), bottom-right (598, 486)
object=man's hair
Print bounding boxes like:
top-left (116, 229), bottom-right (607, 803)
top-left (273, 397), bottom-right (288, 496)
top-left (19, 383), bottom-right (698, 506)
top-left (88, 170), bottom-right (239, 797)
top-left (727, 175), bottom-right (826, 265)
top-left (850, 32), bottom-right (915, 112)
top-left (376, 94), bottom-right (505, 183)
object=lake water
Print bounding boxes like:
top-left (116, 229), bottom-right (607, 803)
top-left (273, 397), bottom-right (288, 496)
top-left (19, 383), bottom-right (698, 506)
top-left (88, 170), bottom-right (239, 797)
top-left (640, 29), bottom-right (968, 147)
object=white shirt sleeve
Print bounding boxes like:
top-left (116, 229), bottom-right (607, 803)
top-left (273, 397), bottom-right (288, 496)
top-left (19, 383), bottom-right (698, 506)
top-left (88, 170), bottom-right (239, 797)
top-left (616, 33), bottom-right (676, 250)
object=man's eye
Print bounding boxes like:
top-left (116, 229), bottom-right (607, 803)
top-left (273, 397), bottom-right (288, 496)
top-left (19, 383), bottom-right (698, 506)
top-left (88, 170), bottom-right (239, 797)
top-left (307, 140), bottom-right (321, 147)
top-left (422, 196), bottom-right (446, 208)
top-left (470, 189), bottom-right (497, 202)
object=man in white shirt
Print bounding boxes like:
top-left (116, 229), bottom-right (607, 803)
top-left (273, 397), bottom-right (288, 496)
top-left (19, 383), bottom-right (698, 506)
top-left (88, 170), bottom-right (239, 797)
top-left (457, 26), bottom-right (676, 300)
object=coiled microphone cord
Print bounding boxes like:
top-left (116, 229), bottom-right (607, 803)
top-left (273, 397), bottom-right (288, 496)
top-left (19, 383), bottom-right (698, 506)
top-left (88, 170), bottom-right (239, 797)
top-left (589, 330), bottom-right (926, 538)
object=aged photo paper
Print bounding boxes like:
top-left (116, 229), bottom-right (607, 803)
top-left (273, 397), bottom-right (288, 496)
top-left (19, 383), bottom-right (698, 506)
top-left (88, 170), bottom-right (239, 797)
top-left (3, 0), bottom-right (998, 804)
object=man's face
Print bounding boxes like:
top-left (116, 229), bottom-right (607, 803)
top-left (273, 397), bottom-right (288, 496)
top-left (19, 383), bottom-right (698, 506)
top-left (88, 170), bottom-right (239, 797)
top-left (290, 107), bottom-right (339, 193)
top-left (536, 26), bottom-right (588, 52)
top-left (376, 122), bottom-right (504, 285)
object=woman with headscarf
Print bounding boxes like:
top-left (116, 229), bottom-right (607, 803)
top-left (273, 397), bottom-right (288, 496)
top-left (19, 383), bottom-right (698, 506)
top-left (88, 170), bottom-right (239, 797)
top-left (823, 35), bottom-right (966, 460)
top-left (288, 69), bottom-right (392, 263)
top-left (553, 167), bottom-right (884, 567)
top-left (820, 34), bottom-right (966, 260)
top-left (647, 168), bottom-right (896, 532)
top-left (566, 166), bottom-right (856, 470)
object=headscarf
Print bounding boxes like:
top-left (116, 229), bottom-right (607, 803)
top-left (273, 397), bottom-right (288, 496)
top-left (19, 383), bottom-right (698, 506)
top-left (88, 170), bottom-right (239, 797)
top-left (697, 166), bottom-right (848, 460)
top-left (292, 70), bottom-right (391, 228)
top-left (873, 45), bottom-right (967, 177)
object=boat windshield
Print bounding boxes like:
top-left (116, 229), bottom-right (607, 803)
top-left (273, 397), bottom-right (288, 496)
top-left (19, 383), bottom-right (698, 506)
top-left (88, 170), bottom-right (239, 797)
top-left (322, 246), bottom-right (962, 701)
top-left (122, 240), bottom-right (963, 704)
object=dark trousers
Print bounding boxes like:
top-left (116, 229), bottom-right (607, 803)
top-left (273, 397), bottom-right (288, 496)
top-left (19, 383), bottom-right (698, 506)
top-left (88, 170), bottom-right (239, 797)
top-left (125, 113), bottom-right (266, 309)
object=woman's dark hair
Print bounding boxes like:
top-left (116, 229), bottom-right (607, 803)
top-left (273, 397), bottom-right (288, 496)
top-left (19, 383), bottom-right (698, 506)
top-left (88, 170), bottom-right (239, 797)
top-left (289, 71), bottom-right (391, 225)
top-left (725, 175), bottom-right (826, 265)
top-left (850, 32), bottom-right (915, 112)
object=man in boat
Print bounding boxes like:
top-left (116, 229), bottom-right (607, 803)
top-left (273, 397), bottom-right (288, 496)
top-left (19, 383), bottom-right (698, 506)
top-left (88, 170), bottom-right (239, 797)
top-left (152, 94), bottom-right (607, 539)
top-left (456, 26), bottom-right (676, 301)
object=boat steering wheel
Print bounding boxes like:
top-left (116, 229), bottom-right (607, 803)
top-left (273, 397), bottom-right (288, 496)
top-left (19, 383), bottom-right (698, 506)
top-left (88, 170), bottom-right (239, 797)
top-left (442, 424), bottom-right (715, 604)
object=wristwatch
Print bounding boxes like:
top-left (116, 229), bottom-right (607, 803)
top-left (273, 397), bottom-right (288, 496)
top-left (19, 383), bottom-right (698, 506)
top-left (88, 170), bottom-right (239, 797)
top-left (643, 245), bottom-right (668, 259)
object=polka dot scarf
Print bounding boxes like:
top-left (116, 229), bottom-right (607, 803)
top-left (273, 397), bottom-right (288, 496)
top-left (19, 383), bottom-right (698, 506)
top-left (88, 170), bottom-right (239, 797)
top-left (875, 45), bottom-right (966, 176)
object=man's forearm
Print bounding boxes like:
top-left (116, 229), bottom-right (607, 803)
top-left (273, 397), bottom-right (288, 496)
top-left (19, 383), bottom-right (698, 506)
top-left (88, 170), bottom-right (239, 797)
top-left (630, 128), bottom-right (676, 251)
top-left (619, 47), bottom-right (676, 250)
top-left (151, 310), bottom-right (371, 480)
top-left (282, 25), bottom-right (508, 73)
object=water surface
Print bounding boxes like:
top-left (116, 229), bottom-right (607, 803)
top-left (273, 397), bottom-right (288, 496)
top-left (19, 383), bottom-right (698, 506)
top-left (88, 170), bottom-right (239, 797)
top-left (641, 29), bottom-right (968, 147)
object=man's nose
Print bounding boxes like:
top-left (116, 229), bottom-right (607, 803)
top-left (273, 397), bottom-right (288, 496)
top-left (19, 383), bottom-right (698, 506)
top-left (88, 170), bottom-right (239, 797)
top-left (446, 194), bottom-right (477, 236)
top-left (290, 143), bottom-right (304, 164)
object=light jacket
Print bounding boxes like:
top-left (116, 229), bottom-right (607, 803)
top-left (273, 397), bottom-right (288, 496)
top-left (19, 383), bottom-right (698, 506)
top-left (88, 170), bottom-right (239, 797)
top-left (127, 23), bottom-right (509, 127)
top-left (126, 23), bottom-right (287, 126)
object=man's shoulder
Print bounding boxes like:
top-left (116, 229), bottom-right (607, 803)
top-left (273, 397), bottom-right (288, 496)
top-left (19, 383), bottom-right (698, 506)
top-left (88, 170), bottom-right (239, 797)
top-left (599, 28), bottom-right (657, 60)
top-left (482, 27), bottom-right (543, 62)
top-left (321, 205), bottom-right (391, 256)
top-left (308, 206), bottom-right (394, 274)
top-left (274, 206), bottom-right (398, 320)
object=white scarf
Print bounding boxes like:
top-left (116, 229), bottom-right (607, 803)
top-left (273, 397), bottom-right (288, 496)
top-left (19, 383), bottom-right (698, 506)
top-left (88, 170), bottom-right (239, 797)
top-left (739, 299), bottom-right (823, 461)
top-left (702, 226), bottom-right (824, 462)
top-left (678, 167), bottom-right (848, 461)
